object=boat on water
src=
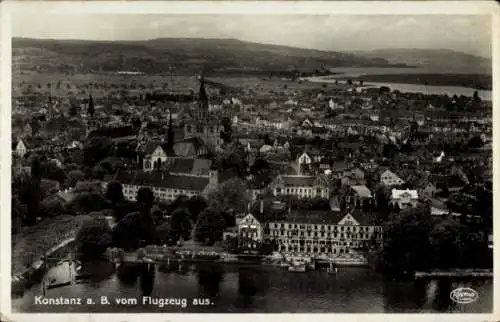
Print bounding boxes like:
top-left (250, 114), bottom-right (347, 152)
top-left (288, 263), bottom-right (307, 272)
top-left (327, 262), bottom-right (338, 275)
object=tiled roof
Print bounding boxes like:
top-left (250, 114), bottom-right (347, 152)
top-left (350, 185), bottom-right (372, 198)
top-left (173, 142), bottom-right (196, 157)
top-left (271, 209), bottom-right (379, 226)
top-left (331, 162), bottom-right (351, 172)
top-left (192, 158), bottom-right (212, 175)
top-left (114, 170), bottom-right (209, 191)
top-left (166, 157), bottom-right (212, 175)
top-left (280, 175), bottom-right (318, 187)
top-left (88, 125), bottom-right (138, 139)
top-left (138, 141), bottom-right (170, 155)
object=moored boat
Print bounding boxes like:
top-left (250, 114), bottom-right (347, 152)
top-left (288, 263), bottom-right (307, 272)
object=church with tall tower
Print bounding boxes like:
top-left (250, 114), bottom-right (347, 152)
top-left (183, 74), bottom-right (224, 149)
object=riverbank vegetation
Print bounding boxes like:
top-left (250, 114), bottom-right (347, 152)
top-left (75, 217), bottom-right (113, 259)
top-left (369, 205), bottom-right (492, 278)
top-left (11, 214), bottom-right (91, 275)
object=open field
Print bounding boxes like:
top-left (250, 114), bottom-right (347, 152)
top-left (12, 72), bottom-right (203, 98)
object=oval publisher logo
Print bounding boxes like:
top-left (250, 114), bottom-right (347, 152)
top-left (450, 287), bottom-right (479, 304)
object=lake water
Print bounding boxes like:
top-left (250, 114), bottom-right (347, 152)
top-left (12, 261), bottom-right (493, 313)
top-left (305, 76), bottom-right (492, 101)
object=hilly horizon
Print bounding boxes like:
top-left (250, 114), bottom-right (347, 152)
top-left (12, 37), bottom-right (401, 75)
top-left (12, 37), bottom-right (491, 75)
top-left (353, 48), bottom-right (492, 74)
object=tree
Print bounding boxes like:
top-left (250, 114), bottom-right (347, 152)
top-left (30, 117), bottom-right (41, 137)
top-left (136, 187), bottom-right (155, 245)
top-left (195, 208), bottom-right (227, 245)
top-left (76, 217), bottom-right (113, 259)
top-left (83, 136), bottom-right (113, 167)
top-left (39, 160), bottom-right (67, 183)
top-left (87, 94), bottom-right (95, 118)
top-left (153, 221), bottom-right (172, 245)
top-left (69, 191), bottom-right (108, 214)
top-left (381, 207), bottom-right (434, 277)
top-left (105, 181), bottom-right (125, 205)
top-left (184, 196), bottom-right (208, 223)
top-left (262, 133), bottom-right (273, 146)
top-left (170, 207), bottom-right (193, 241)
top-left (131, 117), bottom-right (142, 129)
top-left (137, 187), bottom-right (155, 213)
top-left (220, 117), bottom-right (233, 143)
top-left (65, 170), bottom-right (85, 188)
top-left (250, 158), bottom-right (270, 176)
top-left (468, 136), bottom-right (484, 149)
top-left (112, 212), bottom-right (143, 250)
top-left (208, 178), bottom-right (249, 215)
top-left (428, 218), bottom-right (462, 268)
top-left (214, 148), bottom-right (248, 178)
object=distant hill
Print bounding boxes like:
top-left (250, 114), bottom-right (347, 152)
top-left (12, 37), bottom-right (404, 75)
top-left (353, 48), bottom-right (492, 74)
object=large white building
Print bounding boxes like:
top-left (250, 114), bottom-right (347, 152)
top-left (109, 169), bottom-right (218, 202)
top-left (228, 207), bottom-right (383, 258)
top-left (271, 174), bottom-right (330, 199)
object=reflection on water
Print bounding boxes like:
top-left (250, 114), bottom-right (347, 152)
top-left (12, 263), bottom-right (493, 313)
top-left (139, 263), bottom-right (155, 296)
top-left (197, 263), bottom-right (223, 298)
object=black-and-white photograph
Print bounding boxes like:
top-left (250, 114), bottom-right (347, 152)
top-left (3, 1), bottom-right (496, 316)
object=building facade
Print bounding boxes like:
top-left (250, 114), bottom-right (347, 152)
top-left (263, 210), bottom-right (382, 258)
top-left (380, 169), bottom-right (405, 186)
top-left (272, 175), bottom-right (330, 199)
top-left (111, 169), bottom-right (218, 202)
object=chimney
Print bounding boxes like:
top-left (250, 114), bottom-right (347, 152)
top-left (260, 200), bottom-right (264, 214)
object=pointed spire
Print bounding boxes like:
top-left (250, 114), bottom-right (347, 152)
top-left (167, 108), bottom-right (174, 153)
top-left (198, 73), bottom-right (208, 111)
top-left (88, 93), bottom-right (95, 118)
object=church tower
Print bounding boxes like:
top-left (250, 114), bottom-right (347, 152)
top-left (166, 108), bottom-right (174, 154)
top-left (197, 74), bottom-right (209, 119)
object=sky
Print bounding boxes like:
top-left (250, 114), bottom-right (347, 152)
top-left (11, 12), bottom-right (492, 58)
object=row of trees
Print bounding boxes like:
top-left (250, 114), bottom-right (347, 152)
top-left (75, 178), bottom-right (251, 258)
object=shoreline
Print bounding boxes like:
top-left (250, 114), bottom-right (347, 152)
top-left (11, 237), bottom-right (76, 294)
top-left (304, 74), bottom-right (492, 91)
